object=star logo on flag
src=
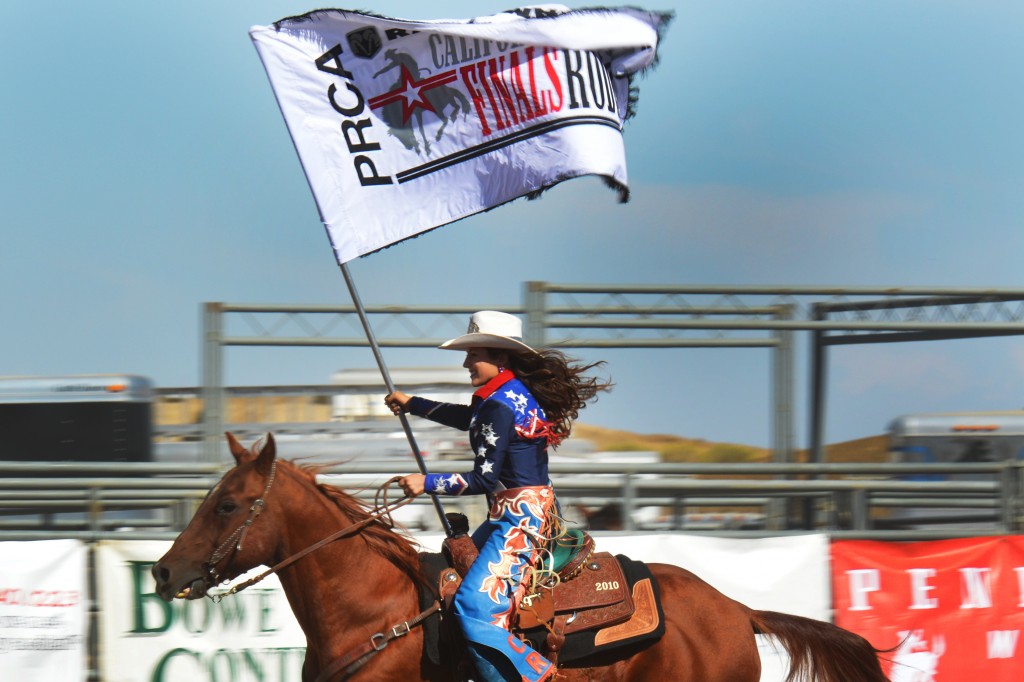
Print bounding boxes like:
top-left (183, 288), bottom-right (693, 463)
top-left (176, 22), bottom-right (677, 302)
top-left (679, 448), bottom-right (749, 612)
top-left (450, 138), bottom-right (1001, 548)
top-left (505, 389), bottom-right (529, 414)
top-left (368, 61), bottom-right (459, 124)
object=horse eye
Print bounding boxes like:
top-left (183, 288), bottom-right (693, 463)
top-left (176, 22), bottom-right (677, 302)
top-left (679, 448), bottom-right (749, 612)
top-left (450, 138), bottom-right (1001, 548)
top-left (216, 500), bottom-right (239, 515)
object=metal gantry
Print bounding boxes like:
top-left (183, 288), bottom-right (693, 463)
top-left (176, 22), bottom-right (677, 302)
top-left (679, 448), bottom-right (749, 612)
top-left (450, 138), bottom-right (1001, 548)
top-left (201, 284), bottom-right (1024, 499)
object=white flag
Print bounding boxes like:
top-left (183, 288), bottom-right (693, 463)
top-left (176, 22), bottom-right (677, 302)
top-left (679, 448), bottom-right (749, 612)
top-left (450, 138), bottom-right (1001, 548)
top-left (250, 6), bottom-right (670, 264)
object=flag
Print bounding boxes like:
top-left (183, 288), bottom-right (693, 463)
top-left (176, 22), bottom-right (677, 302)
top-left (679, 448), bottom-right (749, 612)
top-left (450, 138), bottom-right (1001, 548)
top-left (250, 6), bottom-right (671, 264)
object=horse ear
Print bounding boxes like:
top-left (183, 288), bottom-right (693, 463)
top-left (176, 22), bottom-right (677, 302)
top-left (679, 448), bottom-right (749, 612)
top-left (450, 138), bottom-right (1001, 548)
top-left (254, 433), bottom-right (277, 475)
top-left (225, 432), bottom-right (250, 464)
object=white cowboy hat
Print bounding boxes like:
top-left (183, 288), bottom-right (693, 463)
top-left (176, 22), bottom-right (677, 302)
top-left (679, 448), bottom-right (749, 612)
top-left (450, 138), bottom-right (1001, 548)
top-left (438, 310), bottom-right (538, 354)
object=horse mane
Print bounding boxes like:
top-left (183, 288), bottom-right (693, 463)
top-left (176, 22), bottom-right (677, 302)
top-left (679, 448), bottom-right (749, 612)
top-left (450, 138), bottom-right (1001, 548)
top-left (282, 460), bottom-right (424, 583)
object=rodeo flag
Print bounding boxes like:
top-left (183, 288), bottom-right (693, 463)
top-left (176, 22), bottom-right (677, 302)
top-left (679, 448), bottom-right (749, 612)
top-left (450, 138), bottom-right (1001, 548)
top-left (250, 6), bottom-right (670, 264)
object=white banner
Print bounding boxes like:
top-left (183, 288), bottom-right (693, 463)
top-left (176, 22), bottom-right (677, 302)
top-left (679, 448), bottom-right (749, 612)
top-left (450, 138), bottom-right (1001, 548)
top-left (0, 539), bottom-right (87, 680)
top-left (416, 532), bottom-right (832, 620)
top-left (95, 541), bottom-right (306, 682)
top-left (416, 533), bottom-right (829, 681)
top-left (250, 6), bottom-right (670, 263)
top-left (93, 534), bottom-right (827, 681)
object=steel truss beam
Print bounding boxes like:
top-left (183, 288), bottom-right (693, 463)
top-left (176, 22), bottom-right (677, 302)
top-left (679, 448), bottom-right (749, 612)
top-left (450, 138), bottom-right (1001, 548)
top-left (201, 283), bottom-right (1024, 528)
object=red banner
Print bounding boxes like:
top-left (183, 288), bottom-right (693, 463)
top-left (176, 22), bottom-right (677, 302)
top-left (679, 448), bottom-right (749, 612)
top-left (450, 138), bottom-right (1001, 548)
top-left (832, 536), bottom-right (1024, 680)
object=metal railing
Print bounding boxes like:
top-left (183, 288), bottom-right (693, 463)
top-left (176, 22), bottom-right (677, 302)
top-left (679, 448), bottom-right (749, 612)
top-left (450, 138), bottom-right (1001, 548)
top-left (1, 460), bottom-right (1020, 541)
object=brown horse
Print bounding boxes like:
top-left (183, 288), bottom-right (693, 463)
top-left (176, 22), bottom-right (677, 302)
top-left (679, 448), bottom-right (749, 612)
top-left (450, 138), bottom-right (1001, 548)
top-left (152, 434), bottom-right (889, 681)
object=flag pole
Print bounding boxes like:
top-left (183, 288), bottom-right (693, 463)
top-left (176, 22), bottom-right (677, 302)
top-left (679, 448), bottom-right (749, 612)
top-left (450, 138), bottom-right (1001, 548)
top-left (339, 262), bottom-right (453, 537)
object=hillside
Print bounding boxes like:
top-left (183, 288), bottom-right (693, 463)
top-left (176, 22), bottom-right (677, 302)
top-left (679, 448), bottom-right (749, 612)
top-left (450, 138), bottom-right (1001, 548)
top-left (154, 392), bottom-right (891, 463)
top-left (574, 424), bottom-right (890, 464)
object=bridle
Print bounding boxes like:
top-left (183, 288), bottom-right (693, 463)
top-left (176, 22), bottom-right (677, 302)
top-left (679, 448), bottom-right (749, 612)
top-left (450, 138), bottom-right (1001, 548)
top-left (195, 465), bottom-right (441, 680)
top-left (203, 460), bottom-right (279, 588)
top-left (201, 467), bottom-right (419, 600)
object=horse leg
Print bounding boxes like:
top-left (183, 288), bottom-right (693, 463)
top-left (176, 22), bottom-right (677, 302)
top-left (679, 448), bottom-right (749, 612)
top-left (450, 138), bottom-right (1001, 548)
top-left (414, 111), bottom-right (431, 154)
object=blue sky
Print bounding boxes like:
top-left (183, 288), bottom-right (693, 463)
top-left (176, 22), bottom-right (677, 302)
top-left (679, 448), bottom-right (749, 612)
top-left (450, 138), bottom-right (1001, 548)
top-left (3, 1), bottom-right (1024, 448)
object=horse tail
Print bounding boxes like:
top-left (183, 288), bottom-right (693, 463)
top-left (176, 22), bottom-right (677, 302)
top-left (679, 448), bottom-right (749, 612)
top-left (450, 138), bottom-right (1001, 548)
top-left (751, 610), bottom-right (891, 682)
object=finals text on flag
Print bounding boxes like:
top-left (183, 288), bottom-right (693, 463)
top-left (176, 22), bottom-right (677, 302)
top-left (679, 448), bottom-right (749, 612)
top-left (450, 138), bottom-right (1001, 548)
top-left (250, 8), bottom-right (670, 263)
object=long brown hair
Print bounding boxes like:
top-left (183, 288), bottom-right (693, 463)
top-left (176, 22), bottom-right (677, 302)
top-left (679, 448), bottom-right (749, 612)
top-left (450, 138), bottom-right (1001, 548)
top-left (491, 347), bottom-right (612, 444)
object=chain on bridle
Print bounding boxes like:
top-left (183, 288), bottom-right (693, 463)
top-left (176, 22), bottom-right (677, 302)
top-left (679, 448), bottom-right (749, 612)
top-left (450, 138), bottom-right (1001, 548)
top-left (202, 460), bottom-right (279, 588)
top-left (197, 466), bottom-right (440, 680)
top-left (201, 469), bottom-right (416, 601)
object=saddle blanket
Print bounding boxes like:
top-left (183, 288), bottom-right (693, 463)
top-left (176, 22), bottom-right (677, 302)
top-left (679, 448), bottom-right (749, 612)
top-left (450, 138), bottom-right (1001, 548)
top-left (417, 552), bottom-right (664, 667)
top-left (521, 554), bottom-right (665, 663)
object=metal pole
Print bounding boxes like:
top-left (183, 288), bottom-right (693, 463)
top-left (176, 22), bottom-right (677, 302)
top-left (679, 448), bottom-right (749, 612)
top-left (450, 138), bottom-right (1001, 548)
top-left (808, 303), bottom-right (828, 466)
top-left (339, 263), bottom-right (452, 537)
top-left (770, 305), bottom-right (797, 529)
top-left (523, 281), bottom-right (547, 348)
top-left (202, 302), bottom-right (225, 465)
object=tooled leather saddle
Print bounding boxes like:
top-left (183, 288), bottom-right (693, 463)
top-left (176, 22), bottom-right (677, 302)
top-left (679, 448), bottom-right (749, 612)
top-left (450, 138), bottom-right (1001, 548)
top-left (432, 513), bottom-right (664, 668)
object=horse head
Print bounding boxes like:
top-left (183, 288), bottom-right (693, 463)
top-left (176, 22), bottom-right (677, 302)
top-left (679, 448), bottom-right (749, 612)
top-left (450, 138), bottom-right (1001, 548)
top-left (151, 432), bottom-right (281, 602)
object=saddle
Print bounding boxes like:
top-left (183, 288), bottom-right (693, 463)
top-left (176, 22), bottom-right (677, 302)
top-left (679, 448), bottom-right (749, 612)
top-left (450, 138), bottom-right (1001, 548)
top-left (434, 513), bottom-right (664, 668)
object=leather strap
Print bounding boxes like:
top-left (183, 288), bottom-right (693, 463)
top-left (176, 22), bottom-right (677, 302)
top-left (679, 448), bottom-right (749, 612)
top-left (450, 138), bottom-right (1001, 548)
top-left (314, 601), bottom-right (442, 682)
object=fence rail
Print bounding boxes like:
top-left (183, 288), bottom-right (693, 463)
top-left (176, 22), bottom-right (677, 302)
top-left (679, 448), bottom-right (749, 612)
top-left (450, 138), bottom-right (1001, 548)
top-left (1, 460), bottom-right (1021, 541)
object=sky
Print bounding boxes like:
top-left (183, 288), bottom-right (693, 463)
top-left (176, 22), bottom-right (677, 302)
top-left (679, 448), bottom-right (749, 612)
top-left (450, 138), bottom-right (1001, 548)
top-left (3, 1), bottom-right (1024, 449)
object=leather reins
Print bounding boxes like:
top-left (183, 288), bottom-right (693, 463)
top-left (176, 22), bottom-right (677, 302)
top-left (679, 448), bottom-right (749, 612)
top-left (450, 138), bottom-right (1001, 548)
top-left (312, 601), bottom-right (442, 682)
top-left (204, 471), bottom-right (416, 600)
top-left (200, 469), bottom-right (443, 681)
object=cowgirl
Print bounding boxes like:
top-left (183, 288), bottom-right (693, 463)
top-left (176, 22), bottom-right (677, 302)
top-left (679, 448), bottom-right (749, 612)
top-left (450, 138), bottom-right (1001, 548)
top-left (386, 310), bottom-right (610, 682)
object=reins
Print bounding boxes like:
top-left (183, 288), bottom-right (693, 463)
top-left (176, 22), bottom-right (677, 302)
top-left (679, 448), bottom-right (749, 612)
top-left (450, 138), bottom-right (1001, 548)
top-left (312, 601), bottom-right (442, 682)
top-left (206, 473), bottom-right (417, 601)
top-left (203, 467), bottom-right (442, 681)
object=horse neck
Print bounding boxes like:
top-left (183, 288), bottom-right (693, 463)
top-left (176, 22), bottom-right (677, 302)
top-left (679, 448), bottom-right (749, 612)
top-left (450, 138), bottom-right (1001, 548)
top-left (271, 468), bottom-right (419, 652)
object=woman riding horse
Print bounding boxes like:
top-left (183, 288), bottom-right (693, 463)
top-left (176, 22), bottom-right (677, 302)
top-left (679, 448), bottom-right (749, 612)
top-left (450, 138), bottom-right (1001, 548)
top-left (385, 310), bottom-right (610, 682)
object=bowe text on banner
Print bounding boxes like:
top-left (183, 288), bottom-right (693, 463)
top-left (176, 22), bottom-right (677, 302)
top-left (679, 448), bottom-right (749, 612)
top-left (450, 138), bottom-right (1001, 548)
top-left (832, 536), bottom-right (1024, 681)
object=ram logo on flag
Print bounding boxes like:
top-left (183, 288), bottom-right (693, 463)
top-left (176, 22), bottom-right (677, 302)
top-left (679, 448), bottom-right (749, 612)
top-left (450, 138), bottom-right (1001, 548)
top-left (250, 6), bottom-right (670, 264)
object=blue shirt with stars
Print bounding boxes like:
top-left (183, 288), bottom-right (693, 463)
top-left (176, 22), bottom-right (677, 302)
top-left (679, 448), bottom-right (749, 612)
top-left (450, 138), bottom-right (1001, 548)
top-left (406, 371), bottom-right (552, 496)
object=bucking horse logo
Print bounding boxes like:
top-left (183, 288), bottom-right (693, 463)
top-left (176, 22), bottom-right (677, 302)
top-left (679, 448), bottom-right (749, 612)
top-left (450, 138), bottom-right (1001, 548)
top-left (369, 49), bottom-right (471, 155)
top-left (891, 630), bottom-right (945, 682)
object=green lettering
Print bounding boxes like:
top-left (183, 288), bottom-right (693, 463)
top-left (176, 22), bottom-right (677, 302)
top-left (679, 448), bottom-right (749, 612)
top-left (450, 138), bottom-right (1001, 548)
top-left (150, 648), bottom-right (203, 682)
top-left (182, 598), bottom-right (213, 634)
top-left (208, 648), bottom-right (237, 682)
top-left (241, 649), bottom-right (265, 678)
top-left (256, 590), bottom-right (279, 633)
top-left (130, 561), bottom-right (172, 634)
top-left (274, 648), bottom-right (307, 681)
top-left (216, 592), bottom-right (246, 631)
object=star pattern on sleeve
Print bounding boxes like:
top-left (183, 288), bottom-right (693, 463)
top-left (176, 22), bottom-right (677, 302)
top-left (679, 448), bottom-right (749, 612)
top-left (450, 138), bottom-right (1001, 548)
top-left (480, 460), bottom-right (494, 474)
top-left (476, 443), bottom-right (489, 459)
top-left (480, 423), bottom-right (499, 446)
top-left (428, 473), bottom-right (468, 495)
top-left (505, 389), bottom-right (529, 415)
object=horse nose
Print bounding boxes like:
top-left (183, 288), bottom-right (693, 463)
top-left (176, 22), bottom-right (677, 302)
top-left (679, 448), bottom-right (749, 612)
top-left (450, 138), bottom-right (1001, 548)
top-left (151, 562), bottom-right (173, 595)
